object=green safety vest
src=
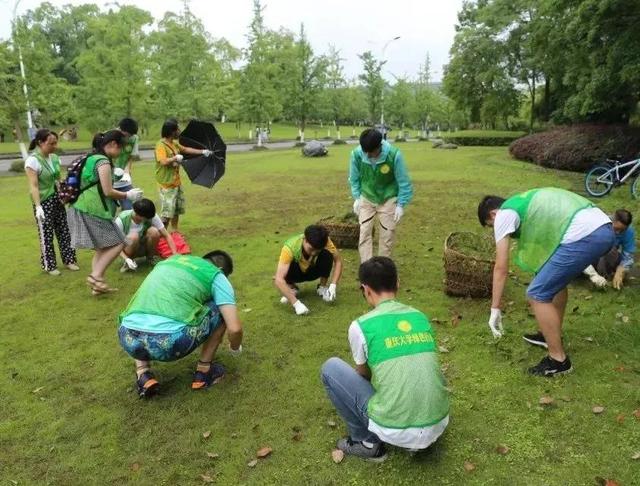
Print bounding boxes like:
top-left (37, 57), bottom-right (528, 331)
top-left (113, 134), bottom-right (138, 170)
top-left (31, 150), bottom-right (61, 202)
top-left (117, 209), bottom-right (151, 238)
top-left (284, 234), bottom-right (305, 263)
top-left (354, 146), bottom-right (399, 204)
top-left (501, 187), bottom-right (594, 273)
top-left (71, 154), bottom-right (116, 220)
top-left (358, 300), bottom-right (449, 429)
top-left (119, 255), bottom-right (221, 326)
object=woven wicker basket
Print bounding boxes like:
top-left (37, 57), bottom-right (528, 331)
top-left (317, 217), bottom-right (360, 249)
top-left (443, 232), bottom-right (495, 298)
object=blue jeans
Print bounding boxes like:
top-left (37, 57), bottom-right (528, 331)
top-left (527, 223), bottom-right (615, 302)
top-left (116, 184), bottom-right (133, 210)
top-left (321, 357), bottom-right (380, 443)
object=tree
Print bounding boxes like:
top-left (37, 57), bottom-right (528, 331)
top-left (386, 78), bottom-right (414, 136)
top-left (0, 41), bottom-right (25, 138)
top-left (358, 51), bottom-right (385, 123)
top-left (75, 5), bottom-right (153, 131)
top-left (318, 45), bottom-right (346, 137)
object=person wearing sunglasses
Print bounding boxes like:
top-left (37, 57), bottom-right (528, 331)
top-left (321, 256), bottom-right (449, 461)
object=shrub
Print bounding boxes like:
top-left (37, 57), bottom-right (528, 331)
top-left (333, 139), bottom-right (347, 145)
top-left (10, 160), bottom-right (24, 173)
top-left (394, 137), bottom-right (407, 143)
top-left (443, 136), bottom-right (521, 146)
top-left (509, 124), bottom-right (640, 172)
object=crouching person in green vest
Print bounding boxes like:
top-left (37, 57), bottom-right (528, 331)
top-left (115, 198), bottom-right (178, 272)
top-left (118, 251), bottom-right (243, 398)
top-left (321, 257), bottom-right (450, 461)
top-left (478, 187), bottom-right (615, 376)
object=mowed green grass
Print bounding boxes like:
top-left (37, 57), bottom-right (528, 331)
top-left (1, 143), bottom-right (639, 485)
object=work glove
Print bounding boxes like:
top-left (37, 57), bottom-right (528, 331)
top-left (488, 308), bottom-right (504, 338)
top-left (229, 343), bottom-right (243, 357)
top-left (175, 154), bottom-right (184, 163)
top-left (394, 205), bottom-right (404, 223)
top-left (202, 149), bottom-right (212, 157)
top-left (353, 198), bottom-right (361, 216)
top-left (35, 205), bottom-right (45, 222)
top-left (316, 285), bottom-right (328, 297)
top-left (126, 188), bottom-right (144, 201)
top-left (120, 172), bottom-right (132, 184)
top-left (323, 283), bottom-right (337, 302)
top-left (612, 266), bottom-right (626, 290)
top-left (293, 300), bottom-right (310, 315)
top-left (124, 257), bottom-right (138, 270)
top-left (584, 265), bottom-right (607, 288)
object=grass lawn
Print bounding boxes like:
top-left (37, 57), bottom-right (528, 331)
top-left (1, 143), bottom-right (639, 485)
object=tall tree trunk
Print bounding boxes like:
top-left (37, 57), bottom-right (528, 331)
top-left (543, 76), bottom-right (551, 121)
top-left (529, 73), bottom-right (536, 133)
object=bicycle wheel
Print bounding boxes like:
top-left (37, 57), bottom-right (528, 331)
top-left (631, 173), bottom-right (640, 199)
top-left (584, 165), bottom-right (614, 197)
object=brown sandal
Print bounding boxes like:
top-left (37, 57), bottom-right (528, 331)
top-left (87, 275), bottom-right (118, 295)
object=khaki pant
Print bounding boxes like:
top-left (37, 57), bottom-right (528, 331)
top-left (358, 197), bottom-right (397, 263)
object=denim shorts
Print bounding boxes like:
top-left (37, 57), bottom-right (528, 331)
top-left (118, 305), bottom-right (221, 362)
top-left (527, 224), bottom-right (615, 302)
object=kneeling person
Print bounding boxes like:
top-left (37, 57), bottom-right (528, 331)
top-left (275, 224), bottom-right (343, 315)
top-left (116, 198), bottom-right (177, 271)
top-left (321, 257), bottom-right (450, 461)
top-left (118, 251), bottom-right (243, 398)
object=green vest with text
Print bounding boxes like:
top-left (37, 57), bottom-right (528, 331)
top-left (358, 300), bottom-right (449, 429)
top-left (32, 150), bottom-right (61, 202)
top-left (501, 187), bottom-right (593, 273)
top-left (355, 146), bottom-right (399, 204)
top-left (71, 154), bottom-right (116, 220)
top-left (119, 255), bottom-right (221, 326)
top-left (117, 209), bottom-right (151, 238)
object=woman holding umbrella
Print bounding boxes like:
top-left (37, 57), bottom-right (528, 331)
top-left (24, 129), bottom-right (78, 276)
top-left (155, 119), bottom-right (211, 231)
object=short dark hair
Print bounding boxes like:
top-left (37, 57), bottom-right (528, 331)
top-left (29, 128), bottom-right (58, 151)
top-left (359, 256), bottom-right (398, 293)
top-left (118, 117), bottom-right (138, 135)
top-left (132, 198), bottom-right (156, 219)
top-left (614, 208), bottom-right (632, 226)
top-left (359, 128), bottom-right (383, 153)
top-left (202, 250), bottom-right (233, 276)
top-left (161, 119), bottom-right (179, 138)
top-left (92, 130), bottom-right (125, 154)
top-left (304, 224), bottom-right (329, 249)
top-left (477, 195), bottom-right (506, 226)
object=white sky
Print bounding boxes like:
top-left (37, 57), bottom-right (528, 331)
top-left (0, 0), bottom-right (463, 82)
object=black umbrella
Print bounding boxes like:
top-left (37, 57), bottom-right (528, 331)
top-left (178, 120), bottom-right (226, 188)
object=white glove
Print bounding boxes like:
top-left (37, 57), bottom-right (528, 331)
top-left (488, 308), bottom-right (504, 338)
top-left (584, 265), bottom-right (607, 288)
top-left (124, 257), bottom-right (138, 270)
top-left (229, 343), bottom-right (242, 357)
top-left (323, 283), bottom-right (337, 302)
top-left (175, 154), bottom-right (184, 163)
top-left (394, 205), bottom-right (404, 223)
top-left (202, 149), bottom-right (212, 157)
top-left (120, 172), bottom-right (132, 184)
top-left (126, 188), bottom-right (143, 201)
top-left (35, 205), bottom-right (45, 222)
top-left (293, 300), bottom-right (310, 315)
top-left (353, 198), bottom-right (361, 216)
top-left (317, 285), bottom-right (328, 297)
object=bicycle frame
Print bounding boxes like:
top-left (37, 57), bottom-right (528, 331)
top-left (597, 158), bottom-right (640, 184)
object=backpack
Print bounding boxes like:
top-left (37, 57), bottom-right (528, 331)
top-left (58, 154), bottom-right (108, 210)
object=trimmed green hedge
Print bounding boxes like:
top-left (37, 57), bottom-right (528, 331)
top-left (442, 135), bottom-right (523, 146)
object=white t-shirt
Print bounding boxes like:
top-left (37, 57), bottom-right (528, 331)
top-left (24, 154), bottom-right (54, 175)
top-left (347, 321), bottom-right (449, 450)
top-left (494, 207), bottom-right (610, 244)
top-left (115, 214), bottom-right (165, 236)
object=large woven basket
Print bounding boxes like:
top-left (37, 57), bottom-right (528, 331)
top-left (317, 217), bottom-right (360, 249)
top-left (443, 232), bottom-right (495, 298)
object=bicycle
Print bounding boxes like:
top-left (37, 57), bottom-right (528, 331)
top-left (584, 155), bottom-right (640, 198)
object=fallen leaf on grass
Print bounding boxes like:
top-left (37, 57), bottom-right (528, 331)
top-left (331, 449), bottom-right (344, 464)
top-left (131, 463), bottom-right (140, 472)
top-left (327, 419), bottom-right (337, 428)
top-left (32, 386), bottom-right (45, 394)
top-left (632, 451), bottom-right (640, 460)
top-left (451, 314), bottom-right (462, 327)
top-left (496, 445), bottom-right (510, 455)
top-left (616, 414), bottom-right (625, 424)
top-left (206, 452), bottom-right (219, 459)
top-left (614, 365), bottom-right (626, 372)
top-left (247, 459), bottom-right (258, 468)
top-left (633, 409), bottom-right (640, 419)
top-left (200, 474), bottom-right (214, 483)
top-left (243, 308), bottom-right (253, 313)
top-left (438, 346), bottom-right (450, 354)
top-left (202, 431), bottom-right (211, 439)
top-left (431, 318), bottom-right (443, 324)
top-left (622, 315), bottom-right (630, 323)
top-left (463, 461), bottom-right (476, 472)
top-left (539, 396), bottom-right (554, 405)
top-left (615, 312), bottom-right (624, 319)
top-left (584, 295), bottom-right (593, 300)
top-left (231, 433), bottom-right (238, 438)
top-left (592, 406), bottom-right (605, 414)
top-left (256, 447), bottom-right (272, 458)
top-left (584, 336), bottom-right (594, 342)
top-left (292, 431), bottom-right (303, 442)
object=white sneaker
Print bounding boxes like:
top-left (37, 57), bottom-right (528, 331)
top-left (47, 269), bottom-right (61, 276)
top-left (66, 263), bottom-right (80, 271)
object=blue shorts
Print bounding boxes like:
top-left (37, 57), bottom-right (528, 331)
top-left (118, 304), bottom-right (222, 362)
top-left (527, 224), bottom-right (615, 302)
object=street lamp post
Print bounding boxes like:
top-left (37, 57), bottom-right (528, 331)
top-left (12, 0), bottom-right (35, 160)
top-left (379, 36), bottom-right (400, 127)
